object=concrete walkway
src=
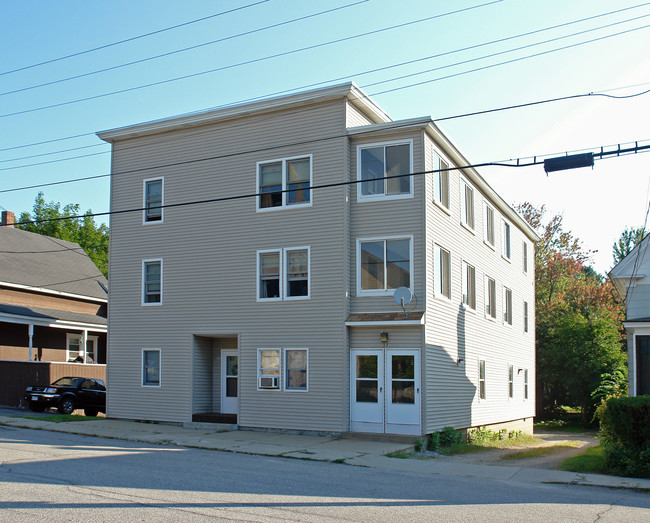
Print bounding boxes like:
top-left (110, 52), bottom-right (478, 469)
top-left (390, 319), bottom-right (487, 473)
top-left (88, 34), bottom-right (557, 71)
top-left (1, 408), bottom-right (649, 491)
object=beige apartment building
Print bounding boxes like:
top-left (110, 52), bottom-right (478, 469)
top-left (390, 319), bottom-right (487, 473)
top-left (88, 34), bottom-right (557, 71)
top-left (98, 83), bottom-right (537, 436)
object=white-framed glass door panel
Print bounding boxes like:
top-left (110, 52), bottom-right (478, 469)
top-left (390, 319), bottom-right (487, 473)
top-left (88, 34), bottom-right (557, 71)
top-left (221, 350), bottom-right (238, 414)
top-left (350, 350), bottom-right (384, 433)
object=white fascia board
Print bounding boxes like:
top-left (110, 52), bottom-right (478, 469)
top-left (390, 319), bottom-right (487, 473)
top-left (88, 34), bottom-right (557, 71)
top-left (0, 280), bottom-right (107, 303)
top-left (345, 320), bottom-right (425, 327)
top-left (98, 82), bottom-right (390, 142)
top-left (623, 321), bottom-right (650, 329)
top-left (0, 312), bottom-right (107, 332)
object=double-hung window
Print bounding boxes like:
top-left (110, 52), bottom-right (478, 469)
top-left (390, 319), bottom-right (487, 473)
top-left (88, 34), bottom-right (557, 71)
top-left (257, 348), bottom-right (309, 391)
top-left (523, 241), bottom-right (529, 273)
top-left (524, 369), bottom-right (529, 399)
top-left (462, 261), bottom-right (476, 310)
top-left (358, 237), bottom-right (412, 295)
top-left (502, 220), bottom-right (511, 260)
top-left (479, 360), bottom-right (486, 400)
top-left (433, 153), bottom-right (450, 209)
top-left (524, 300), bottom-right (529, 333)
top-left (503, 286), bottom-right (513, 325)
top-left (142, 349), bottom-right (161, 386)
top-left (461, 179), bottom-right (475, 230)
top-left (258, 156), bottom-right (311, 210)
top-left (144, 178), bottom-right (163, 223)
top-left (508, 365), bottom-right (514, 398)
top-left (434, 244), bottom-right (451, 300)
top-left (484, 203), bottom-right (495, 247)
top-left (358, 142), bottom-right (412, 200)
top-left (142, 259), bottom-right (162, 305)
top-left (285, 349), bottom-right (308, 391)
top-left (485, 276), bottom-right (496, 319)
top-left (258, 349), bottom-right (280, 389)
top-left (258, 247), bottom-right (310, 301)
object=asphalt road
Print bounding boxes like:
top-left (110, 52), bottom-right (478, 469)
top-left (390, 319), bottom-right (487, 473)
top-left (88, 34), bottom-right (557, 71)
top-left (1, 425), bottom-right (649, 522)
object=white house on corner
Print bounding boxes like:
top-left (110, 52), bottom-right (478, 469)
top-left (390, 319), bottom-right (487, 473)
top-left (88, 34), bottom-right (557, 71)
top-left (97, 82), bottom-right (537, 436)
top-left (609, 235), bottom-right (650, 396)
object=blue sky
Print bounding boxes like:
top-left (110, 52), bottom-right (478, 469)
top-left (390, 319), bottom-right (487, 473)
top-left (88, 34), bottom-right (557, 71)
top-left (2, 0), bottom-right (649, 274)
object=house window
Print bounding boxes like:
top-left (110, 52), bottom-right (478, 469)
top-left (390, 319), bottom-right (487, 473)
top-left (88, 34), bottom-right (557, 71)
top-left (358, 237), bottom-right (411, 294)
top-left (485, 276), bottom-right (496, 319)
top-left (258, 248), bottom-right (310, 301)
top-left (484, 204), bottom-right (495, 247)
top-left (479, 359), bottom-right (486, 400)
top-left (66, 334), bottom-right (98, 363)
top-left (285, 349), bottom-right (308, 391)
top-left (524, 301), bottom-right (529, 332)
top-left (358, 142), bottom-right (412, 200)
top-left (461, 179), bottom-right (474, 230)
top-left (508, 365), bottom-right (514, 398)
top-left (433, 153), bottom-right (450, 209)
top-left (523, 241), bottom-right (529, 273)
top-left (524, 369), bottom-right (529, 399)
top-left (503, 286), bottom-right (513, 325)
top-left (142, 349), bottom-right (161, 386)
top-left (434, 244), bottom-right (451, 300)
top-left (144, 178), bottom-right (163, 223)
top-left (258, 156), bottom-right (311, 210)
top-left (142, 259), bottom-right (162, 305)
top-left (502, 220), bottom-right (511, 260)
top-left (258, 349), bottom-right (281, 389)
top-left (462, 261), bottom-right (476, 310)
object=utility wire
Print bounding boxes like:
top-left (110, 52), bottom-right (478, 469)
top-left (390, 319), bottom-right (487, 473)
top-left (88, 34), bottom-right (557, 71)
top-left (0, 1), bottom-right (504, 119)
top-left (0, 144), bottom-right (108, 165)
top-left (0, 1), bottom-right (370, 97)
top-left (0, 1), bottom-right (269, 76)
top-left (5, 143), bottom-right (650, 228)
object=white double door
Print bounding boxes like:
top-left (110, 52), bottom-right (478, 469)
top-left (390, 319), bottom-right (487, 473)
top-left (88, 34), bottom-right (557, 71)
top-left (350, 349), bottom-right (420, 435)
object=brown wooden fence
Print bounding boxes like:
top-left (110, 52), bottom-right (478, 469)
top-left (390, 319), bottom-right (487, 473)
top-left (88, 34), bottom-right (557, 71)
top-left (0, 360), bottom-right (106, 408)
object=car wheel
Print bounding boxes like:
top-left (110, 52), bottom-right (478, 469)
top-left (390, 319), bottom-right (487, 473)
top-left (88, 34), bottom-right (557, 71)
top-left (58, 397), bottom-right (76, 415)
top-left (29, 401), bottom-right (45, 413)
top-left (84, 408), bottom-right (99, 417)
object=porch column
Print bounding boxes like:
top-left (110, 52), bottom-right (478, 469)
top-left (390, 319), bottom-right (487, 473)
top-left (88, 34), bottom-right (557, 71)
top-left (28, 324), bottom-right (34, 361)
top-left (80, 330), bottom-right (88, 362)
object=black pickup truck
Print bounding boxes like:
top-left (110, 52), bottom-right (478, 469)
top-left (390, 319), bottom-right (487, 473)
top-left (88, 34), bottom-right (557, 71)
top-left (25, 377), bottom-right (106, 416)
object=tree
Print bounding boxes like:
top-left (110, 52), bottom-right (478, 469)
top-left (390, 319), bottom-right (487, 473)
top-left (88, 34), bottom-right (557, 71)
top-left (613, 226), bottom-right (645, 265)
top-left (517, 203), bottom-right (626, 424)
top-left (17, 192), bottom-right (109, 277)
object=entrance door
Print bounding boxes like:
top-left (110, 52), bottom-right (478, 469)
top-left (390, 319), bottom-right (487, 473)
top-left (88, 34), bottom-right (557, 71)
top-left (637, 336), bottom-right (650, 396)
top-left (350, 349), bottom-right (420, 435)
top-left (350, 350), bottom-right (384, 433)
top-left (221, 350), bottom-right (238, 414)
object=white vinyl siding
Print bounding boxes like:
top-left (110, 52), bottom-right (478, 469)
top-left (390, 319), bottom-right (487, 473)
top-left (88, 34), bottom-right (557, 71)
top-left (357, 236), bottom-right (412, 295)
top-left (143, 178), bottom-right (163, 224)
top-left (257, 155), bottom-right (312, 211)
top-left (357, 141), bottom-right (413, 201)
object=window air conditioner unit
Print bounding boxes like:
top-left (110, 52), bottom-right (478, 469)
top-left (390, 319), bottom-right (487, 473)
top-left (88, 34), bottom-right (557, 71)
top-left (259, 376), bottom-right (279, 389)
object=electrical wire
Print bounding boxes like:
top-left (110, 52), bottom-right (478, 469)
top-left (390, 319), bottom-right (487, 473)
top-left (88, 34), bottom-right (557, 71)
top-left (0, 1), bottom-right (370, 98)
top-left (0, 1), bottom-right (270, 76)
top-left (0, 1), bottom-right (505, 119)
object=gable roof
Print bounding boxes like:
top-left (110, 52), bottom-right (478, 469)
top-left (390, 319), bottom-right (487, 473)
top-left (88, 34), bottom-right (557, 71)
top-left (0, 227), bottom-right (108, 302)
top-left (608, 233), bottom-right (650, 299)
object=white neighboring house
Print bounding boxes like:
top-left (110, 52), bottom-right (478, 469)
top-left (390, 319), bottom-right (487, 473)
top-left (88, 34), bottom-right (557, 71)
top-left (98, 82), bottom-right (538, 436)
top-left (609, 236), bottom-right (650, 396)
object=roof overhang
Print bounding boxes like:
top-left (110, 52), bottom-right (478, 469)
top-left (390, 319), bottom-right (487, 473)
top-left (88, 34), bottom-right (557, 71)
top-left (0, 311), bottom-right (107, 332)
top-left (0, 280), bottom-right (107, 304)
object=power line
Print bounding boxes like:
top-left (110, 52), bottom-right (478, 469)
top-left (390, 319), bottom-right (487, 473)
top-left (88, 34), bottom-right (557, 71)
top-left (0, 1), bottom-right (370, 98)
top-left (2, 1), bottom-right (645, 155)
top-left (0, 1), bottom-right (503, 119)
top-left (0, 144), bottom-right (108, 165)
top-left (5, 142), bottom-right (650, 228)
top-left (0, 1), bottom-right (269, 76)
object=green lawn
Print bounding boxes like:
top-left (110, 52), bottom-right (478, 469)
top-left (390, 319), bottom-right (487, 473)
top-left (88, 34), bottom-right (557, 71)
top-left (558, 445), bottom-right (608, 474)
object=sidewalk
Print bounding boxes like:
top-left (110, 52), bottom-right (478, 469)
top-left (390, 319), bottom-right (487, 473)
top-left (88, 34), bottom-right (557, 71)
top-left (1, 408), bottom-right (649, 491)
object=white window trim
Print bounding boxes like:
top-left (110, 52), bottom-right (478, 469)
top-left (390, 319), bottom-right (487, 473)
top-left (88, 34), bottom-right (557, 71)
top-left (523, 368), bottom-right (529, 400)
top-left (142, 258), bottom-right (163, 307)
top-left (432, 151), bottom-right (451, 213)
top-left (142, 348), bottom-right (161, 388)
top-left (66, 333), bottom-right (99, 363)
top-left (284, 348), bottom-right (309, 393)
top-left (143, 177), bottom-right (164, 225)
top-left (484, 202), bottom-right (495, 249)
top-left (356, 235), bottom-right (414, 297)
top-left (285, 246), bottom-right (311, 301)
top-left (257, 348), bottom-right (281, 391)
top-left (478, 358), bottom-right (487, 401)
top-left (356, 140), bottom-right (414, 202)
top-left (256, 154), bottom-right (313, 212)
top-left (461, 260), bottom-right (476, 311)
top-left (484, 275), bottom-right (497, 321)
top-left (433, 243), bottom-right (452, 302)
top-left (503, 286), bottom-right (513, 326)
top-left (460, 177), bottom-right (475, 233)
top-left (508, 364), bottom-right (514, 399)
top-left (523, 300), bottom-right (529, 333)
top-left (257, 247), bottom-right (311, 302)
top-left (502, 219), bottom-right (512, 261)
top-left (523, 241), bottom-right (529, 274)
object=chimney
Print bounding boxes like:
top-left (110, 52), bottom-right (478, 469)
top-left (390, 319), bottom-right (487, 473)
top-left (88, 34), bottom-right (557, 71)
top-left (1, 211), bottom-right (15, 228)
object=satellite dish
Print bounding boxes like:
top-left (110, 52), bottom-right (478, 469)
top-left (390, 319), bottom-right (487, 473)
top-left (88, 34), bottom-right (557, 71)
top-left (393, 287), bottom-right (412, 318)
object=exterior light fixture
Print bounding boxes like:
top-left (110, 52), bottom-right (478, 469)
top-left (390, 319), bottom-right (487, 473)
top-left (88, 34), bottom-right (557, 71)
top-left (380, 332), bottom-right (389, 343)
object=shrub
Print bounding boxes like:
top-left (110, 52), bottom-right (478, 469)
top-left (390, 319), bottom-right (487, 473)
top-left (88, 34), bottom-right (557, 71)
top-left (414, 438), bottom-right (426, 452)
top-left (427, 432), bottom-right (440, 451)
top-left (440, 426), bottom-right (462, 447)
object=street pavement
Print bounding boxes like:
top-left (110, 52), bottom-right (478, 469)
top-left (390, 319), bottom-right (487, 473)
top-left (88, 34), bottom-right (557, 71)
top-left (1, 406), bottom-right (649, 491)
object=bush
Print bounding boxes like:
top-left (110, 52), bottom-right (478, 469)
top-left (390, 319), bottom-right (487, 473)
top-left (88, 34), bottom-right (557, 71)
top-left (440, 426), bottom-right (462, 447)
top-left (414, 438), bottom-right (426, 452)
top-left (427, 432), bottom-right (440, 451)
top-left (597, 395), bottom-right (650, 478)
